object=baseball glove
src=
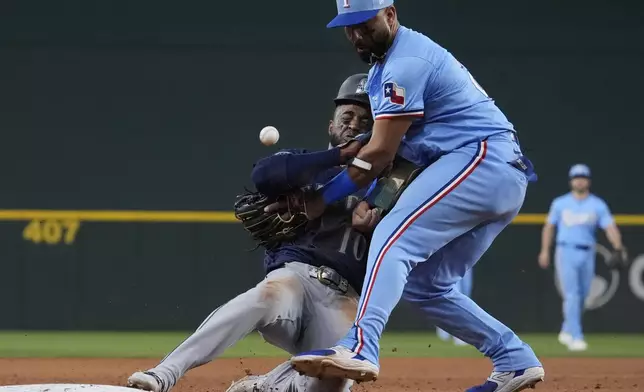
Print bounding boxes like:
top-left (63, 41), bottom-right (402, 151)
top-left (606, 247), bottom-right (629, 270)
top-left (364, 156), bottom-right (424, 216)
top-left (234, 188), bottom-right (311, 250)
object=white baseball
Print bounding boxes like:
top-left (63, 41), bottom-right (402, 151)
top-left (259, 126), bottom-right (280, 146)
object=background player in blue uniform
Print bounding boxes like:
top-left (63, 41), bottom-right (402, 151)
top-left (285, 2), bottom-right (545, 391)
top-left (127, 74), bottom-right (380, 392)
top-left (538, 163), bottom-right (626, 352)
top-left (436, 267), bottom-right (473, 346)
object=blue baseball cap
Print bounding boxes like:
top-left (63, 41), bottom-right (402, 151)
top-left (569, 164), bottom-right (591, 178)
top-left (327, 0), bottom-right (394, 28)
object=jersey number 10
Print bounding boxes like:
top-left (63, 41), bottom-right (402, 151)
top-left (339, 227), bottom-right (367, 261)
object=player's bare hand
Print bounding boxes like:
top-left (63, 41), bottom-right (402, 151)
top-left (337, 131), bottom-right (371, 163)
top-left (538, 251), bottom-right (550, 269)
top-left (339, 140), bottom-right (363, 163)
top-left (352, 201), bottom-right (382, 233)
top-left (617, 246), bottom-right (628, 261)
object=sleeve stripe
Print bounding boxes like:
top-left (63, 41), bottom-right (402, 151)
top-left (375, 111), bottom-right (424, 120)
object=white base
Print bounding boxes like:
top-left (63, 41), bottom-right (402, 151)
top-left (0, 385), bottom-right (139, 392)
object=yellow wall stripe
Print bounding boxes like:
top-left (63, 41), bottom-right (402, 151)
top-left (0, 210), bottom-right (236, 223)
top-left (0, 210), bottom-right (643, 225)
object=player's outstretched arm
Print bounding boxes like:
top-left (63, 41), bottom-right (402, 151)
top-left (251, 133), bottom-right (371, 197)
top-left (251, 148), bottom-right (354, 198)
top-left (251, 148), bottom-right (336, 197)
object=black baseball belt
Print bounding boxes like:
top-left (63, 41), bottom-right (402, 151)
top-left (557, 242), bottom-right (592, 251)
top-left (308, 265), bottom-right (350, 294)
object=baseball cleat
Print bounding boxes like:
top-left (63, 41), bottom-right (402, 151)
top-left (567, 339), bottom-right (588, 352)
top-left (127, 371), bottom-right (166, 392)
top-left (225, 375), bottom-right (265, 392)
top-left (436, 327), bottom-right (451, 341)
top-left (466, 366), bottom-right (545, 392)
top-left (453, 337), bottom-right (468, 346)
top-left (557, 332), bottom-right (573, 346)
top-left (290, 346), bottom-right (379, 382)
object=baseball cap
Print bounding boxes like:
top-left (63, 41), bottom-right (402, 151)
top-left (568, 164), bottom-right (591, 178)
top-left (327, 0), bottom-right (394, 28)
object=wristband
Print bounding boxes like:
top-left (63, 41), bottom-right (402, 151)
top-left (349, 157), bottom-right (373, 171)
top-left (321, 170), bottom-right (360, 205)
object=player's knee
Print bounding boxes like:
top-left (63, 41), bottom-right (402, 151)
top-left (402, 283), bottom-right (447, 303)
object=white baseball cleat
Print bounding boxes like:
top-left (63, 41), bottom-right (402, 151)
top-left (567, 339), bottom-right (588, 352)
top-left (466, 366), bottom-right (545, 392)
top-left (290, 346), bottom-right (379, 382)
top-left (454, 337), bottom-right (469, 346)
top-left (127, 371), bottom-right (167, 392)
top-left (436, 327), bottom-right (452, 341)
top-left (557, 332), bottom-right (573, 346)
top-left (225, 375), bottom-right (265, 392)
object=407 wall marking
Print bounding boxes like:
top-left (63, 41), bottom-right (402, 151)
top-left (22, 219), bottom-right (80, 245)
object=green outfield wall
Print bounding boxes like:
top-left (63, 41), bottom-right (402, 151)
top-left (1, 0), bottom-right (642, 331)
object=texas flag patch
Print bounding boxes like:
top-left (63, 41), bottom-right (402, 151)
top-left (384, 82), bottom-right (405, 105)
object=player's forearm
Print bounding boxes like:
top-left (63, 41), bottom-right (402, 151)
top-left (319, 145), bottom-right (392, 206)
top-left (605, 224), bottom-right (624, 249)
top-left (349, 142), bottom-right (395, 186)
top-left (318, 118), bottom-right (407, 206)
top-left (251, 149), bottom-right (343, 197)
top-left (540, 224), bottom-right (555, 253)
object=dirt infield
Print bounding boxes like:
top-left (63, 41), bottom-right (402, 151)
top-left (0, 357), bottom-right (643, 392)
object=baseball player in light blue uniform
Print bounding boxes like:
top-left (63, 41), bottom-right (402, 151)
top-left (538, 164), bottom-right (625, 352)
top-left (286, 1), bottom-right (545, 391)
top-left (436, 267), bottom-right (473, 345)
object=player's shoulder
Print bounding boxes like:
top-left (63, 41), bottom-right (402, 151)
top-left (552, 193), bottom-right (572, 205)
top-left (588, 193), bottom-right (609, 207)
top-left (387, 26), bottom-right (444, 68)
top-left (395, 26), bottom-right (441, 53)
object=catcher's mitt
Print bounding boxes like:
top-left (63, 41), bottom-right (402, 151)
top-left (606, 247), bottom-right (629, 270)
top-left (234, 189), bottom-right (311, 250)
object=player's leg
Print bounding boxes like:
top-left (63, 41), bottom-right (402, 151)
top-left (402, 215), bottom-right (542, 379)
top-left (128, 266), bottom-right (305, 392)
top-left (436, 273), bottom-right (469, 343)
top-left (570, 249), bottom-right (595, 350)
top-left (436, 326), bottom-right (452, 341)
top-left (461, 266), bottom-right (474, 297)
top-left (436, 275), bottom-right (463, 342)
top-left (291, 134), bottom-right (538, 382)
top-left (227, 262), bottom-right (356, 392)
top-left (276, 262), bottom-right (359, 392)
top-left (451, 268), bottom-right (474, 346)
top-left (227, 362), bottom-right (351, 392)
top-left (554, 247), bottom-right (584, 348)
